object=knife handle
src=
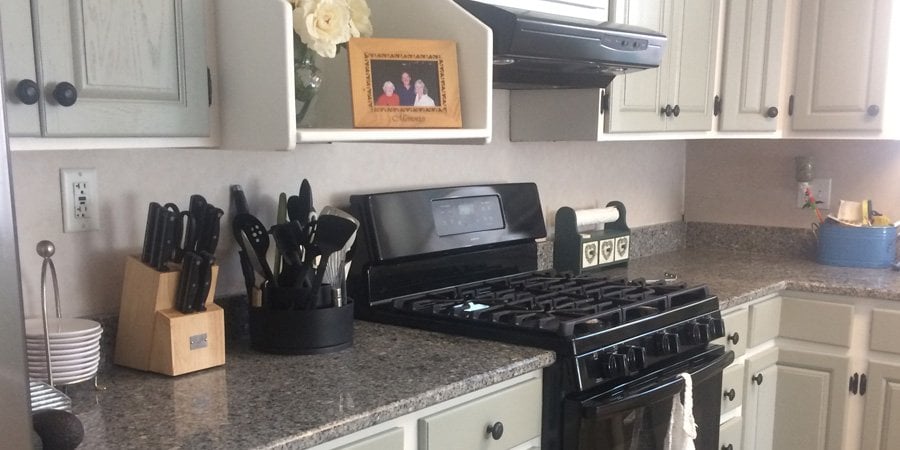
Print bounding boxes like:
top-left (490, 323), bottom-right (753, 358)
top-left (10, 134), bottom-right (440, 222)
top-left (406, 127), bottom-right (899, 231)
top-left (175, 252), bottom-right (201, 313)
top-left (141, 202), bottom-right (162, 263)
top-left (193, 252), bottom-right (215, 312)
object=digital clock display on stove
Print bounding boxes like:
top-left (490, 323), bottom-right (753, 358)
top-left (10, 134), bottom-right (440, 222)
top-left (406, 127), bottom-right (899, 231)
top-left (432, 195), bottom-right (505, 236)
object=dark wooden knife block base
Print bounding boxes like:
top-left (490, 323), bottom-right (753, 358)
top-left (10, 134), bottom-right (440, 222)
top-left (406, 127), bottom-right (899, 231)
top-left (249, 285), bottom-right (354, 355)
top-left (115, 255), bottom-right (224, 376)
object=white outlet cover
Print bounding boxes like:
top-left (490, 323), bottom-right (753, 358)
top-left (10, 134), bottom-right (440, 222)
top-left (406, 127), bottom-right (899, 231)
top-left (60, 168), bottom-right (99, 232)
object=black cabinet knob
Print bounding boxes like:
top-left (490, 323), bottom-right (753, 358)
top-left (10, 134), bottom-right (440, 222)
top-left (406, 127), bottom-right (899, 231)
top-left (727, 332), bottom-right (740, 345)
top-left (52, 82), bottom-right (78, 107)
top-left (867, 105), bottom-right (880, 117)
top-left (724, 388), bottom-right (736, 401)
top-left (672, 104), bottom-right (681, 117)
top-left (722, 445), bottom-right (734, 450)
top-left (661, 104), bottom-right (672, 117)
top-left (752, 373), bottom-right (764, 385)
top-left (766, 106), bottom-right (779, 118)
top-left (486, 422), bottom-right (504, 440)
top-left (14, 79), bottom-right (40, 105)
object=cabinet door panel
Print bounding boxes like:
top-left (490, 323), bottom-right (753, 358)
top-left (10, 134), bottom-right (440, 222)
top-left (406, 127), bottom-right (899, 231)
top-left (666, 0), bottom-right (720, 131)
top-left (1, 0), bottom-right (41, 136)
top-left (607, 0), bottom-right (669, 133)
top-left (719, 0), bottom-right (786, 131)
top-left (779, 296), bottom-right (853, 347)
top-left (861, 361), bottom-right (900, 450)
top-left (743, 347), bottom-right (778, 450)
top-left (772, 349), bottom-right (850, 450)
top-left (336, 427), bottom-right (404, 450)
top-left (791, 0), bottom-right (892, 131)
top-left (720, 416), bottom-right (743, 450)
top-left (35, 0), bottom-right (209, 137)
top-left (748, 295), bottom-right (781, 347)
top-left (714, 307), bottom-right (748, 358)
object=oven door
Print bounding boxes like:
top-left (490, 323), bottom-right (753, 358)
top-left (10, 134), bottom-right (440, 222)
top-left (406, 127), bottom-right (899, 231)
top-left (563, 345), bottom-right (734, 450)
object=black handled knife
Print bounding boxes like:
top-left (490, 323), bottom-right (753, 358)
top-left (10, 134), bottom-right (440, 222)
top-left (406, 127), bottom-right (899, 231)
top-left (192, 252), bottom-right (215, 312)
top-left (175, 251), bottom-right (203, 313)
top-left (141, 202), bottom-right (162, 264)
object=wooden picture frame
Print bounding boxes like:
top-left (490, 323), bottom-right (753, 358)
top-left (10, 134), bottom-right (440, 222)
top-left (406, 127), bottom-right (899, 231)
top-left (348, 38), bottom-right (462, 128)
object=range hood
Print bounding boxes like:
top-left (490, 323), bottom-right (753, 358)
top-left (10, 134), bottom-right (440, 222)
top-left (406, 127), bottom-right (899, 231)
top-left (454, 0), bottom-right (666, 89)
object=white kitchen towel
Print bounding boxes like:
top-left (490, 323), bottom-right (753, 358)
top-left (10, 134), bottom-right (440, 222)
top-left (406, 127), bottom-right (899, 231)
top-left (663, 372), bottom-right (697, 450)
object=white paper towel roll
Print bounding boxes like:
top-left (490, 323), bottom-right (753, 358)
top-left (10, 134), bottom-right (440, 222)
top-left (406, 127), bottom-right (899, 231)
top-left (575, 207), bottom-right (620, 229)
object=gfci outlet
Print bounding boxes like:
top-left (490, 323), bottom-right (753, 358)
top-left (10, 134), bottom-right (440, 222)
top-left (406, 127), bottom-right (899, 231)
top-left (60, 168), bottom-right (99, 232)
top-left (797, 178), bottom-right (832, 210)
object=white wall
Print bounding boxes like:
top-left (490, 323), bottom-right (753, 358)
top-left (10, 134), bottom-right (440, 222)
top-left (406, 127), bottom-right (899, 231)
top-left (9, 91), bottom-right (687, 318)
top-left (685, 139), bottom-right (900, 227)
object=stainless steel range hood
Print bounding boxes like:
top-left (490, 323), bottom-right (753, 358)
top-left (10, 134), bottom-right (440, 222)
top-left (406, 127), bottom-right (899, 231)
top-left (454, 0), bottom-right (666, 89)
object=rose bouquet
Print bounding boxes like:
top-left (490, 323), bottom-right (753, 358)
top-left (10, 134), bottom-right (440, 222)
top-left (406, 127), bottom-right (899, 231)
top-left (290, 0), bottom-right (373, 58)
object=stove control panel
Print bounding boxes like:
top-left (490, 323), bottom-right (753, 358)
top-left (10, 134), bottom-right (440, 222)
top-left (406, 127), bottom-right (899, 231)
top-left (575, 314), bottom-right (726, 391)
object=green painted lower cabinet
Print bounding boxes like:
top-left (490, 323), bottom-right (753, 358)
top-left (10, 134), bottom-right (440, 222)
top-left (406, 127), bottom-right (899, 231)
top-left (719, 416), bottom-right (742, 450)
top-left (336, 427), bottom-right (404, 450)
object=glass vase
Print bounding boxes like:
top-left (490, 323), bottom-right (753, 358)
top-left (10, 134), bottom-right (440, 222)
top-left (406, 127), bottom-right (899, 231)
top-left (294, 36), bottom-right (322, 127)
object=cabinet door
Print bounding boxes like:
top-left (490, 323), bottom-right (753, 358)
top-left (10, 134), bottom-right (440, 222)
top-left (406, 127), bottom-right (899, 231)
top-left (719, 0), bottom-right (787, 131)
top-left (791, 0), bottom-right (892, 131)
top-left (861, 361), bottom-right (900, 450)
top-left (607, 0), bottom-right (670, 133)
top-left (0, 0), bottom-right (41, 136)
top-left (665, 0), bottom-right (720, 131)
top-left (714, 307), bottom-right (748, 358)
top-left (335, 427), bottom-right (404, 450)
top-left (772, 349), bottom-right (851, 450)
top-left (720, 416), bottom-right (743, 450)
top-left (33, 0), bottom-right (209, 137)
top-left (743, 347), bottom-right (778, 450)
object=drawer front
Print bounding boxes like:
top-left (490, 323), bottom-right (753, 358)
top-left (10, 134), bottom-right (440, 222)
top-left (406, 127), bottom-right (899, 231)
top-left (714, 308), bottom-right (748, 358)
top-left (721, 362), bottom-right (744, 414)
top-left (719, 416), bottom-right (743, 450)
top-left (780, 296), bottom-right (853, 347)
top-left (418, 378), bottom-right (542, 450)
top-left (748, 296), bottom-right (782, 347)
top-left (870, 308), bottom-right (900, 354)
top-left (336, 427), bottom-right (404, 450)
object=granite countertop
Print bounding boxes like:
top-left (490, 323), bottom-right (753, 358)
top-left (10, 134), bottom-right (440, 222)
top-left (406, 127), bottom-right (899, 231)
top-left (68, 247), bottom-right (899, 449)
top-left (68, 321), bottom-right (555, 449)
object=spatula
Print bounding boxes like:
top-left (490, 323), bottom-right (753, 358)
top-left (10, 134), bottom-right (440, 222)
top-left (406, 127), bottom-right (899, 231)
top-left (305, 214), bottom-right (357, 310)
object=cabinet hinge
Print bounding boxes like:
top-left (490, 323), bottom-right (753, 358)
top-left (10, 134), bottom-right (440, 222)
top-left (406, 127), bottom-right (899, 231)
top-left (860, 373), bottom-right (867, 396)
top-left (600, 90), bottom-right (610, 113)
top-left (713, 95), bottom-right (721, 117)
top-left (849, 372), bottom-right (860, 395)
top-left (788, 95), bottom-right (794, 116)
top-left (207, 67), bottom-right (213, 107)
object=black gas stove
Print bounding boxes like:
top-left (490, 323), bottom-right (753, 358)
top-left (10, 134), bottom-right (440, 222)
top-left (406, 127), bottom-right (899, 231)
top-left (347, 183), bottom-right (732, 449)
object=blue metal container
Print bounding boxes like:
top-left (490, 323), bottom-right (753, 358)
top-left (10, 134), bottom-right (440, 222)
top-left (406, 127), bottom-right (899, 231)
top-left (817, 222), bottom-right (897, 268)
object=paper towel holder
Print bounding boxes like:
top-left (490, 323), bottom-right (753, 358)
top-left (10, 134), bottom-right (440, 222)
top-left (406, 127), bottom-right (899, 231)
top-left (553, 202), bottom-right (630, 275)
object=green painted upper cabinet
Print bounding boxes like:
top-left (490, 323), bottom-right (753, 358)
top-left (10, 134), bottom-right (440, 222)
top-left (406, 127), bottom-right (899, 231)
top-left (0, 0), bottom-right (41, 136)
top-left (791, 0), bottom-right (892, 131)
top-left (718, 0), bottom-right (788, 132)
top-left (607, 0), bottom-right (722, 132)
top-left (1, 0), bottom-right (210, 138)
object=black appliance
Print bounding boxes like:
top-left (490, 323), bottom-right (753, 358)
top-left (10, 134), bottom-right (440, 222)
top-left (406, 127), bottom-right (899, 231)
top-left (348, 183), bottom-right (733, 449)
top-left (453, 0), bottom-right (667, 89)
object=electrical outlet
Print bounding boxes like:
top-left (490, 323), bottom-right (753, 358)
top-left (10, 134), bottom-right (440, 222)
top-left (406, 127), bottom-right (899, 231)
top-left (60, 168), bottom-right (99, 232)
top-left (797, 178), bottom-right (832, 210)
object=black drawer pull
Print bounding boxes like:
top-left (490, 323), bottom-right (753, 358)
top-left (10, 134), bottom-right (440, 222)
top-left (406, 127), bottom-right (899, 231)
top-left (14, 79), bottom-right (40, 105)
top-left (486, 421), bottom-right (504, 440)
top-left (727, 332), bottom-right (740, 345)
top-left (867, 105), bottom-right (880, 117)
top-left (766, 106), bottom-right (779, 118)
top-left (752, 373), bottom-right (764, 385)
top-left (52, 82), bottom-right (78, 107)
top-left (723, 388), bottom-right (736, 401)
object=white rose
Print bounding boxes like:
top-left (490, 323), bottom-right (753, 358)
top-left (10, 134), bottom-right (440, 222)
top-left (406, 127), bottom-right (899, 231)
top-left (293, 0), bottom-right (353, 58)
top-left (347, 0), bottom-right (373, 38)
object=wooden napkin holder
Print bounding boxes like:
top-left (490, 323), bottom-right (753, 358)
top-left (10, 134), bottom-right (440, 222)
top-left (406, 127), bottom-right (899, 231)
top-left (114, 255), bottom-right (224, 376)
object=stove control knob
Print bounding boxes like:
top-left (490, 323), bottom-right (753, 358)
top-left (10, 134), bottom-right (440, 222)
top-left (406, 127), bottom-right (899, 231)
top-left (687, 322), bottom-right (712, 344)
top-left (655, 331), bottom-right (680, 355)
top-left (700, 317), bottom-right (726, 339)
top-left (590, 352), bottom-right (629, 379)
top-left (619, 345), bottom-right (646, 372)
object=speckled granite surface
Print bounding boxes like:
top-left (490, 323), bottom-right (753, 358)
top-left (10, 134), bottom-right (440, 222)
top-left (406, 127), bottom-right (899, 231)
top-left (67, 320), bottom-right (554, 449)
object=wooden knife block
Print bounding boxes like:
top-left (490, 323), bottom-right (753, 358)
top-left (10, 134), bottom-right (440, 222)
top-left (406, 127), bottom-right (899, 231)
top-left (114, 255), bottom-right (225, 376)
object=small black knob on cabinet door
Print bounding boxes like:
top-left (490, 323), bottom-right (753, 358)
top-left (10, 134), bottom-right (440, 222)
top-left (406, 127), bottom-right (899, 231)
top-left (766, 106), bottom-right (779, 118)
top-left (752, 373), bottom-right (764, 385)
top-left (52, 82), bottom-right (78, 107)
top-left (722, 445), bottom-right (734, 450)
top-left (486, 422), bottom-right (504, 440)
top-left (672, 104), bottom-right (681, 117)
top-left (727, 332), bottom-right (740, 345)
top-left (661, 104), bottom-right (673, 117)
top-left (14, 79), bottom-right (40, 105)
top-left (724, 388), bottom-right (736, 401)
top-left (867, 105), bottom-right (880, 117)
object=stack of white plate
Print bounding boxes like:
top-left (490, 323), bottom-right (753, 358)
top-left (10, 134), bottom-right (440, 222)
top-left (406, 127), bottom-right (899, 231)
top-left (24, 317), bottom-right (102, 386)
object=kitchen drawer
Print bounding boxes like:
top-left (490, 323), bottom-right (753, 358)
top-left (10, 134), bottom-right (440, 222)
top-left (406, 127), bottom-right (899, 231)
top-left (870, 308), bottom-right (900, 354)
top-left (779, 296), bottom-right (853, 347)
top-left (714, 308), bottom-right (748, 358)
top-left (335, 427), bottom-right (404, 450)
top-left (418, 377), bottom-right (542, 450)
top-left (719, 416), bottom-right (743, 450)
top-left (748, 296), bottom-right (782, 347)
top-left (721, 362), bottom-right (744, 415)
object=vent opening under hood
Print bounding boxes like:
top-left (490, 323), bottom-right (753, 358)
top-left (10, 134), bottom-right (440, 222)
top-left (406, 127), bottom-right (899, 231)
top-left (455, 0), bottom-right (666, 89)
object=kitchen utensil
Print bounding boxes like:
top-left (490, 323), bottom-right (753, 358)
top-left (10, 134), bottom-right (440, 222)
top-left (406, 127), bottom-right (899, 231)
top-left (233, 213), bottom-right (276, 286)
top-left (319, 206), bottom-right (359, 288)
top-left (174, 251), bottom-right (203, 313)
top-left (231, 185), bottom-right (250, 215)
top-left (193, 251), bottom-right (215, 312)
top-left (141, 202), bottom-right (162, 263)
top-left (274, 193), bottom-right (288, 277)
top-left (306, 214), bottom-right (358, 310)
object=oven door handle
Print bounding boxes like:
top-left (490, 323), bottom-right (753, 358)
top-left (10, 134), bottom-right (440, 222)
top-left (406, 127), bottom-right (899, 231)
top-left (581, 350), bottom-right (734, 417)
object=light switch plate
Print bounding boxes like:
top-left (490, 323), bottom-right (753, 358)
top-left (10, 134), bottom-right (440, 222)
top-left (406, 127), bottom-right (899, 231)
top-left (60, 168), bottom-right (99, 232)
